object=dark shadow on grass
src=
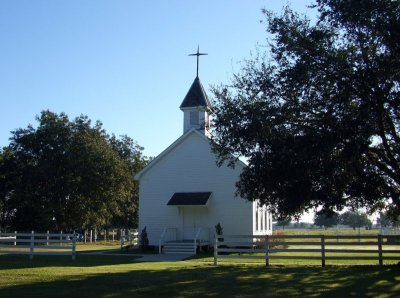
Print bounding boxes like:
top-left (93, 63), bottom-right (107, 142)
top-left (0, 260), bottom-right (399, 297)
top-left (0, 254), bottom-right (138, 269)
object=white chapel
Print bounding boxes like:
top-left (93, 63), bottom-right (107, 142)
top-left (134, 51), bottom-right (272, 254)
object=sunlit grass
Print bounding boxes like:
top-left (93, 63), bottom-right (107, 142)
top-left (0, 255), bottom-right (398, 297)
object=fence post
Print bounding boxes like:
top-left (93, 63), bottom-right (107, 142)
top-left (265, 235), bottom-right (270, 267)
top-left (321, 235), bottom-right (326, 268)
top-left (46, 230), bottom-right (49, 246)
top-left (378, 234), bottom-right (383, 267)
top-left (60, 230), bottom-right (63, 246)
top-left (30, 231), bottom-right (34, 260)
top-left (129, 230), bottom-right (133, 246)
top-left (72, 234), bottom-right (76, 260)
top-left (214, 235), bottom-right (218, 266)
top-left (120, 229), bottom-right (124, 249)
top-left (14, 231), bottom-right (17, 246)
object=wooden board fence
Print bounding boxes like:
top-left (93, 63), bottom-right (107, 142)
top-left (120, 229), bottom-right (138, 249)
top-left (214, 234), bottom-right (400, 267)
top-left (0, 231), bottom-right (76, 260)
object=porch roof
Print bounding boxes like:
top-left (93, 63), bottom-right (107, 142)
top-left (167, 192), bottom-right (211, 206)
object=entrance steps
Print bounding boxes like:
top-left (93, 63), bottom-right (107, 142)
top-left (163, 241), bottom-right (194, 254)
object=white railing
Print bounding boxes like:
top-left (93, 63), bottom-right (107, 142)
top-left (159, 228), bottom-right (167, 254)
top-left (159, 227), bottom-right (177, 254)
top-left (120, 229), bottom-right (138, 249)
top-left (193, 227), bottom-right (211, 254)
top-left (194, 228), bottom-right (202, 254)
top-left (0, 231), bottom-right (76, 260)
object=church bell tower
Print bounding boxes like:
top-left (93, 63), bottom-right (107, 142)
top-left (180, 46), bottom-right (212, 136)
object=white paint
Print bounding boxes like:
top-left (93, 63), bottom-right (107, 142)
top-left (135, 129), bottom-right (272, 246)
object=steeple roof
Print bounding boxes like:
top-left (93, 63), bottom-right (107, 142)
top-left (180, 77), bottom-right (211, 109)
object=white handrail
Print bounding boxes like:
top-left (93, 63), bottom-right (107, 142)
top-left (159, 227), bottom-right (167, 254)
top-left (194, 227), bottom-right (202, 254)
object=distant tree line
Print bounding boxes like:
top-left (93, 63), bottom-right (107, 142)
top-left (313, 210), bottom-right (400, 229)
top-left (0, 110), bottom-right (148, 232)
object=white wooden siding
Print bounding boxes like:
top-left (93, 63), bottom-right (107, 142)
top-left (138, 131), bottom-right (253, 245)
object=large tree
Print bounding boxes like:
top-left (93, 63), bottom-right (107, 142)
top-left (0, 111), bottom-right (146, 231)
top-left (339, 211), bottom-right (372, 229)
top-left (314, 211), bottom-right (339, 228)
top-left (211, 0), bottom-right (400, 219)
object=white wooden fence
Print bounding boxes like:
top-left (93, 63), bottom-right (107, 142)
top-left (120, 229), bottom-right (138, 249)
top-left (214, 234), bottom-right (400, 267)
top-left (0, 231), bottom-right (76, 260)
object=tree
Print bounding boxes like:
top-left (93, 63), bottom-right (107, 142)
top-left (314, 211), bottom-right (339, 228)
top-left (108, 134), bottom-right (147, 228)
top-left (211, 0), bottom-right (400, 219)
top-left (0, 110), bottom-right (147, 231)
top-left (377, 211), bottom-right (400, 228)
top-left (0, 148), bottom-right (15, 231)
top-left (276, 218), bottom-right (291, 230)
top-left (339, 211), bottom-right (372, 229)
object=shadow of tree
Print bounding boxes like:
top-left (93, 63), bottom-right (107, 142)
top-left (0, 256), bottom-right (399, 297)
top-left (0, 254), bottom-right (136, 269)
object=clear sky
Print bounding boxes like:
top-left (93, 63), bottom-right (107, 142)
top-left (0, 1), bottom-right (381, 224)
top-left (0, 0), bottom-right (315, 158)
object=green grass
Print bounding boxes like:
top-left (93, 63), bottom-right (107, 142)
top-left (0, 254), bottom-right (399, 297)
top-left (1, 229), bottom-right (399, 297)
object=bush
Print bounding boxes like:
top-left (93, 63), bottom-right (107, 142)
top-left (140, 226), bottom-right (149, 250)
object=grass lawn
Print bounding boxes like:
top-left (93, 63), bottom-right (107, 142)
top-left (0, 253), bottom-right (399, 297)
top-left (1, 229), bottom-right (399, 297)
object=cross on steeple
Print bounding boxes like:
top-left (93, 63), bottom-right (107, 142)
top-left (189, 45), bottom-right (208, 77)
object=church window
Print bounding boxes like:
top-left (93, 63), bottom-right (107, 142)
top-left (190, 112), bottom-right (199, 125)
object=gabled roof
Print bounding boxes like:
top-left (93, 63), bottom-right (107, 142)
top-left (134, 128), bottom-right (247, 181)
top-left (134, 129), bottom-right (208, 180)
top-left (180, 77), bottom-right (212, 109)
top-left (167, 192), bottom-right (212, 206)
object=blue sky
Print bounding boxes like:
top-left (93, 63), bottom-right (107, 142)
top-left (0, 0), bottom-right (315, 158)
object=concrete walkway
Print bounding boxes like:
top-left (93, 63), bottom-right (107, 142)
top-left (81, 250), bottom-right (192, 262)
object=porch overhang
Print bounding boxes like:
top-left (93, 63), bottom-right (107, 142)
top-left (167, 192), bottom-right (211, 206)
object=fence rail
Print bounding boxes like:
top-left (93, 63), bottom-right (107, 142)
top-left (120, 229), bottom-right (138, 249)
top-left (0, 231), bottom-right (76, 260)
top-left (214, 234), bottom-right (400, 267)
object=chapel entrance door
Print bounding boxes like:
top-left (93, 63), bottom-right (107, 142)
top-left (182, 207), bottom-right (208, 240)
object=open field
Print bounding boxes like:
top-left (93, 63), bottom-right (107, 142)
top-left (0, 254), bottom-right (399, 297)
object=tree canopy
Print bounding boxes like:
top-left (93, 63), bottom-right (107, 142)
top-left (211, 0), bottom-right (400, 219)
top-left (314, 211), bottom-right (339, 228)
top-left (0, 111), bottom-right (147, 231)
top-left (339, 211), bottom-right (372, 229)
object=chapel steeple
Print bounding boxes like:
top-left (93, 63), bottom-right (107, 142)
top-left (180, 46), bottom-right (212, 136)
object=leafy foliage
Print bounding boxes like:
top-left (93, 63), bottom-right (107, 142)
top-left (339, 211), bottom-right (372, 229)
top-left (140, 226), bottom-right (149, 248)
top-left (215, 222), bottom-right (223, 235)
top-left (376, 211), bottom-right (400, 228)
top-left (211, 0), bottom-right (400, 219)
top-left (0, 110), bottom-right (147, 231)
top-left (276, 218), bottom-right (291, 230)
top-left (314, 211), bottom-right (339, 228)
